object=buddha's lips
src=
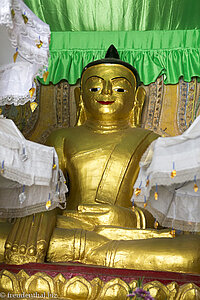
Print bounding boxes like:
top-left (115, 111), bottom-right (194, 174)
top-left (97, 101), bottom-right (114, 105)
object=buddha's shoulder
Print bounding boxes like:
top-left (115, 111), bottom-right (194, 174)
top-left (126, 127), bottom-right (159, 139)
top-left (123, 127), bottom-right (159, 147)
top-left (45, 126), bottom-right (84, 147)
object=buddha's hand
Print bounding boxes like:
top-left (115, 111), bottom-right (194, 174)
top-left (4, 210), bottom-right (57, 264)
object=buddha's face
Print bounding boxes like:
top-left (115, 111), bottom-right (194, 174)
top-left (81, 64), bottom-right (136, 122)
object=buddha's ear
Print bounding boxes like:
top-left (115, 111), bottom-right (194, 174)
top-left (135, 86), bottom-right (146, 108)
top-left (74, 86), bottom-right (81, 108)
top-left (74, 87), bottom-right (87, 126)
top-left (129, 86), bottom-right (146, 127)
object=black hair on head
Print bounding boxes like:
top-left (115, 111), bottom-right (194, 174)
top-left (105, 44), bottom-right (120, 59)
top-left (82, 45), bottom-right (141, 87)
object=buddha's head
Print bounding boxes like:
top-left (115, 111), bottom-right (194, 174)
top-left (75, 45), bottom-right (145, 126)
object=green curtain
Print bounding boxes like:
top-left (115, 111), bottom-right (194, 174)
top-left (24, 0), bottom-right (200, 31)
top-left (24, 0), bottom-right (200, 85)
top-left (40, 30), bottom-right (200, 85)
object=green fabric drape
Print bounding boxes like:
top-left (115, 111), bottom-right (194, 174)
top-left (24, 0), bottom-right (200, 32)
top-left (23, 0), bottom-right (200, 85)
top-left (41, 30), bottom-right (200, 85)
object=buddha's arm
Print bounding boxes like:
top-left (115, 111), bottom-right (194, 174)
top-left (46, 129), bottom-right (67, 174)
top-left (4, 131), bottom-right (66, 264)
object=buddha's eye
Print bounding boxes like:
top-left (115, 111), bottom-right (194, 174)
top-left (89, 87), bottom-right (101, 92)
top-left (114, 88), bottom-right (126, 92)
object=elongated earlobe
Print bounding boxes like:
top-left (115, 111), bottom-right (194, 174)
top-left (129, 86), bottom-right (146, 127)
top-left (74, 87), bottom-right (87, 126)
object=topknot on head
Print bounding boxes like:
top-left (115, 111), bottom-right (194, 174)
top-left (82, 45), bottom-right (141, 88)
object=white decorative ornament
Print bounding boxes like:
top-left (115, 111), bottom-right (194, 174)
top-left (0, 62), bottom-right (39, 105)
top-left (133, 115), bottom-right (200, 232)
top-left (0, 0), bottom-right (50, 106)
top-left (0, 117), bottom-right (68, 218)
top-left (19, 191), bottom-right (26, 204)
top-left (0, 0), bottom-right (12, 28)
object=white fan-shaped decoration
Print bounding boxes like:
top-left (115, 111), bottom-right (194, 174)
top-left (0, 0), bottom-right (50, 106)
top-left (133, 115), bottom-right (200, 232)
top-left (0, 116), bottom-right (68, 218)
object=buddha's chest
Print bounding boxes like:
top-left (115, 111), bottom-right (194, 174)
top-left (64, 134), bottom-right (122, 182)
top-left (63, 129), bottom-right (142, 206)
top-left (60, 126), bottom-right (155, 208)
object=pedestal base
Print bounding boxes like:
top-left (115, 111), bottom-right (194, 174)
top-left (0, 263), bottom-right (200, 299)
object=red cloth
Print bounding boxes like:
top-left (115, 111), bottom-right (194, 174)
top-left (0, 262), bottom-right (199, 286)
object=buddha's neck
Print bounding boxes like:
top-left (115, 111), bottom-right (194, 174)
top-left (84, 118), bottom-right (130, 133)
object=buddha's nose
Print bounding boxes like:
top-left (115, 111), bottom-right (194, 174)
top-left (102, 80), bottom-right (112, 95)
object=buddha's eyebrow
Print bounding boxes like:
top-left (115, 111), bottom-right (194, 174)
top-left (86, 75), bottom-right (104, 82)
top-left (111, 77), bottom-right (131, 84)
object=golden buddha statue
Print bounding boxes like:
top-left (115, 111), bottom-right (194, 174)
top-left (2, 46), bottom-right (200, 274)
